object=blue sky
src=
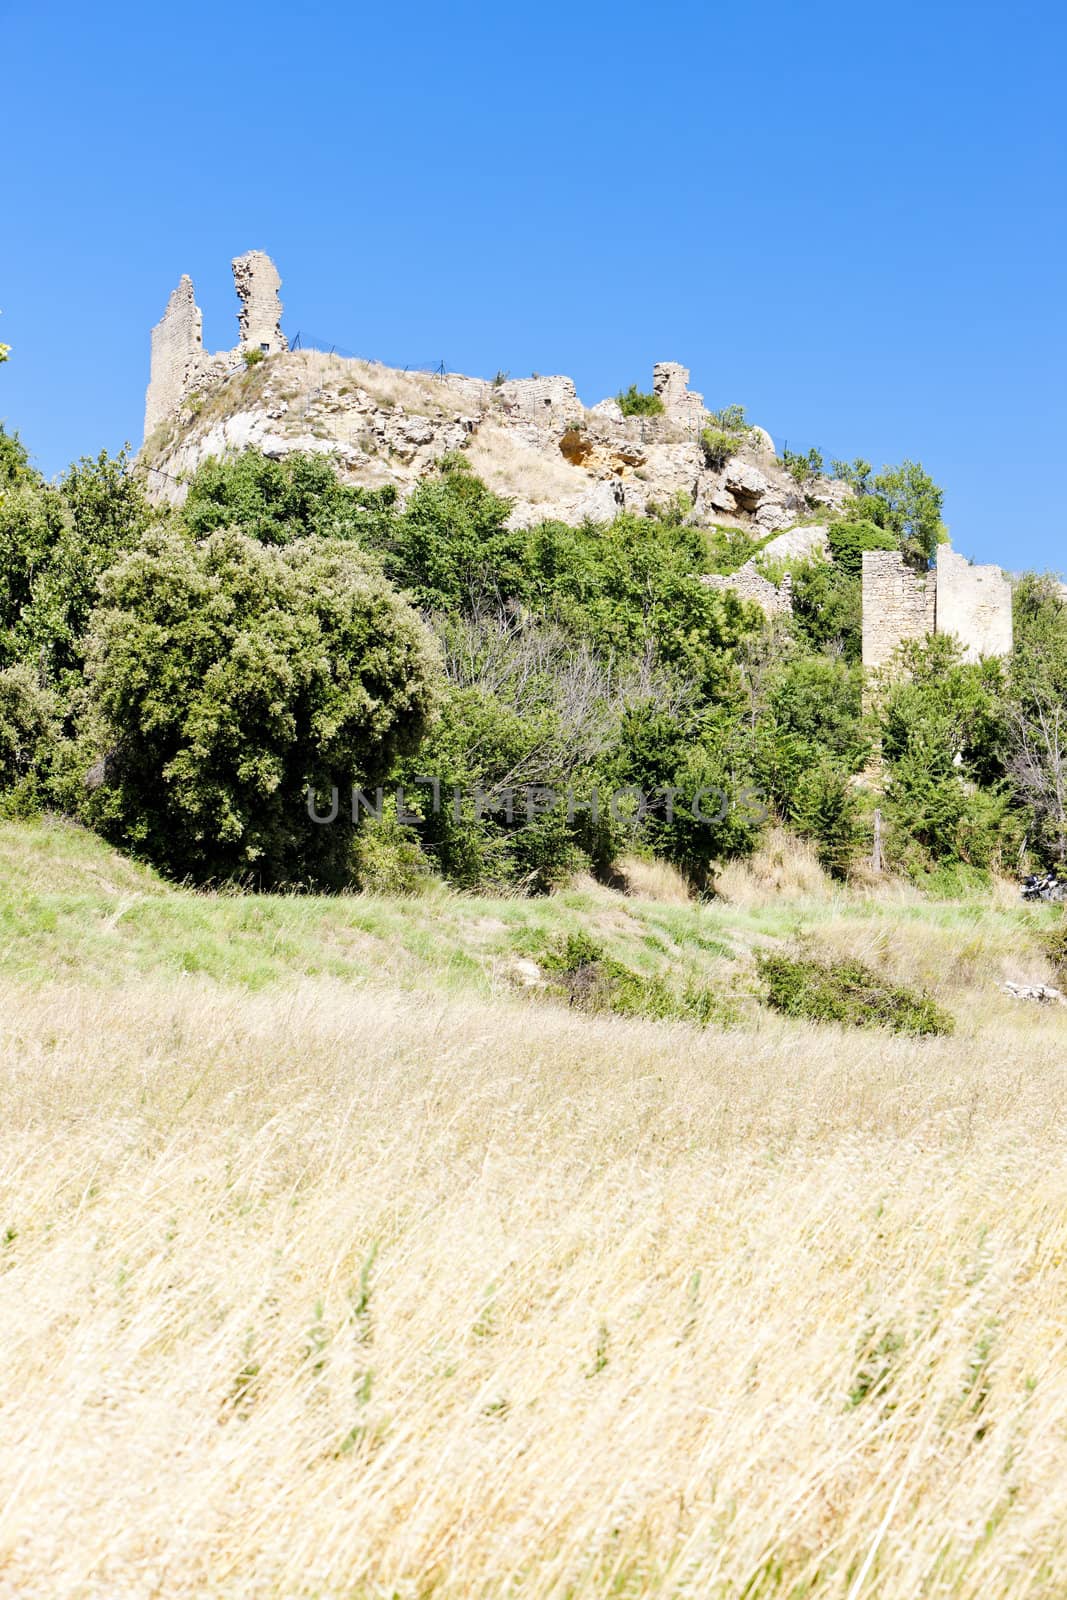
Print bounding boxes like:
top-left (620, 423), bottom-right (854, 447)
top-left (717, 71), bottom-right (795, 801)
top-left (2, 0), bottom-right (1063, 571)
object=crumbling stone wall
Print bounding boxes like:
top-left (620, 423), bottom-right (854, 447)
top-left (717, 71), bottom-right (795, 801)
top-left (144, 276), bottom-right (208, 439)
top-left (935, 547), bottom-right (1013, 663)
top-left (861, 551), bottom-right (936, 670)
top-left (702, 561), bottom-right (792, 619)
top-left (144, 252), bottom-right (288, 439)
top-left (232, 251), bottom-right (287, 354)
top-left (861, 548), bottom-right (1013, 671)
top-left (653, 361), bottom-right (706, 432)
top-left (495, 375), bottom-right (582, 426)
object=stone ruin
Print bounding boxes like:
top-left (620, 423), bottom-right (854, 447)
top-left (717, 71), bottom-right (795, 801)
top-left (139, 249), bottom-right (1017, 669)
top-left (861, 546), bottom-right (1013, 669)
top-left (144, 250), bottom-right (287, 439)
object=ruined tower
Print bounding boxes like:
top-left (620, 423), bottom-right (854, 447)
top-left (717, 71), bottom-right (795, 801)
top-left (144, 275), bottom-right (207, 439)
top-left (143, 250), bottom-right (287, 441)
top-left (861, 548), bottom-right (1013, 670)
top-left (231, 250), bottom-right (287, 356)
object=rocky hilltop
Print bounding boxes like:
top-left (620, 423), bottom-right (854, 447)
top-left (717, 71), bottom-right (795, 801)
top-left (139, 251), bottom-right (849, 536)
top-left (138, 249), bottom-right (1025, 668)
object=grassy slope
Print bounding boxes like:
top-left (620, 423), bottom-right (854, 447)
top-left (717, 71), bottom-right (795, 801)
top-left (1, 815), bottom-right (1060, 1010)
top-left (2, 818), bottom-right (1067, 1599)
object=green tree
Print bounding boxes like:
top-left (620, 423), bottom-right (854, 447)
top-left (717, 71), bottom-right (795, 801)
top-left (616, 385), bottom-right (664, 418)
top-left (77, 529), bottom-right (440, 885)
top-left (1005, 575), bottom-right (1067, 863)
top-left (0, 664), bottom-right (60, 815)
top-left (0, 448), bottom-right (151, 691)
top-left (378, 455), bottom-right (525, 614)
top-left (180, 448), bottom-right (396, 545)
top-left (878, 636), bottom-right (1016, 869)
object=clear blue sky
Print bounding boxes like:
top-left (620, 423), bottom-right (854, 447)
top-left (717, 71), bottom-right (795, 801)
top-left (2, 0), bottom-right (1063, 571)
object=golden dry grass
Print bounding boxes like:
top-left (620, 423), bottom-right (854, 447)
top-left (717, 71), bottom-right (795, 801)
top-left (2, 969), bottom-right (1066, 1598)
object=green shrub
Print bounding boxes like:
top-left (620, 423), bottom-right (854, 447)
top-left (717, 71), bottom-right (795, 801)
top-left (789, 761), bottom-right (863, 878)
top-left (350, 802), bottom-right (434, 895)
top-left (1043, 917), bottom-right (1067, 979)
top-left (826, 520), bottom-right (899, 577)
top-left (782, 446), bottom-right (824, 483)
top-left (378, 455), bottom-right (524, 614)
top-left (541, 932), bottom-right (724, 1025)
top-left (78, 529), bottom-right (440, 887)
top-left (242, 347), bottom-right (266, 368)
top-left (0, 449), bottom-right (150, 691)
top-left (0, 664), bottom-right (60, 816)
top-left (700, 428), bottom-right (741, 470)
top-left (616, 386), bottom-right (664, 418)
top-left (756, 950), bottom-right (954, 1035)
top-left (180, 449), bottom-right (395, 546)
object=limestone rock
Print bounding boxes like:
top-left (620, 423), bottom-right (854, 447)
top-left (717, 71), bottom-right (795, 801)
top-left (723, 460), bottom-right (771, 511)
top-left (760, 524), bottom-right (830, 562)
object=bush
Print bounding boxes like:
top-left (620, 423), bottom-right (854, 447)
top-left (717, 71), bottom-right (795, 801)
top-left (700, 428), bottom-right (741, 471)
top-left (756, 950), bottom-right (954, 1035)
top-left (789, 558), bottom-right (863, 661)
top-left (0, 449), bottom-right (150, 692)
top-left (0, 664), bottom-right (60, 815)
top-left (616, 386), bottom-right (664, 418)
top-left (541, 932), bottom-right (724, 1025)
top-left (782, 446), bottom-right (824, 484)
top-left (78, 529), bottom-right (440, 886)
top-left (789, 762), bottom-right (863, 879)
top-left (378, 455), bottom-right (524, 614)
top-left (826, 519), bottom-right (898, 577)
top-left (350, 802), bottom-right (434, 895)
top-left (1043, 917), bottom-right (1067, 979)
top-left (181, 449), bottom-right (395, 546)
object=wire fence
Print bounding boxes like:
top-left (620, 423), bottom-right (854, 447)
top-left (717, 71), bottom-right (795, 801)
top-left (285, 330), bottom-right (447, 376)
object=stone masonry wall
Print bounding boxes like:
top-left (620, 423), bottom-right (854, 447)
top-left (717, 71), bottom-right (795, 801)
top-left (144, 275), bottom-right (207, 439)
top-left (935, 547), bottom-right (1013, 663)
top-left (232, 250), bottom-right (287, 354)
top-left (702, 561), bottom-right (793, 619)
top-left (861, 550), bottom-right (937, 670)
top-left (653, 362), bottom-right (706, 433)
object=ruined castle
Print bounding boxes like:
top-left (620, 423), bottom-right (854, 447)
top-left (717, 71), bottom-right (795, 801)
top-left (144, 251), bottom-right (287, 438)
top-left (141, 251), bottom-right (1015, 669)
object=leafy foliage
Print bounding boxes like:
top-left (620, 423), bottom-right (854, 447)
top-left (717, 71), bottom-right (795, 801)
top-left (77, 529), bottom-right (440, 886)
top-left (615, 385), bottom-right (664, 418)
top-left (0, 664), bottom-right (60, 815)
top-left (782, 445), bottom-right (824, 483)
top-left (541, 931), bottom-right (725, 1025)
top-left (180, 448), bottom-right (396, 546)
top-left (826, 519), bottom-right (898, 577)
top-left (756, 949), bottom-right (954, 1035)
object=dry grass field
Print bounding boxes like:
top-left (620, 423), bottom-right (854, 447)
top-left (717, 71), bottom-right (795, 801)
top-left (1, 819), bottom-right (1066, 1598)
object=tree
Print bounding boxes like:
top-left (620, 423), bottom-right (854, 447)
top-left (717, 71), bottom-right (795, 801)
top-left (878, 635), bottom-right (1016, 869)
top-left (0, 448), bottom-right (151, 691)
top-left (78, 529), bottom-right (440, 885)
top-left (872, 460), bottom-right (946, 569)
top-left (1005, 575), bottom-right (1067, 863)
top-left (377, 455), bottom-right (525, 614)
top-left (833, 458), bottom-right (946, 570)
top-left (180, 448), bottom-right (396, 545)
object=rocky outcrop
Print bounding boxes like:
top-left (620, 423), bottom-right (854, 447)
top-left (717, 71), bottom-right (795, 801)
top-left (140, 252), bottom-right (856, 538)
